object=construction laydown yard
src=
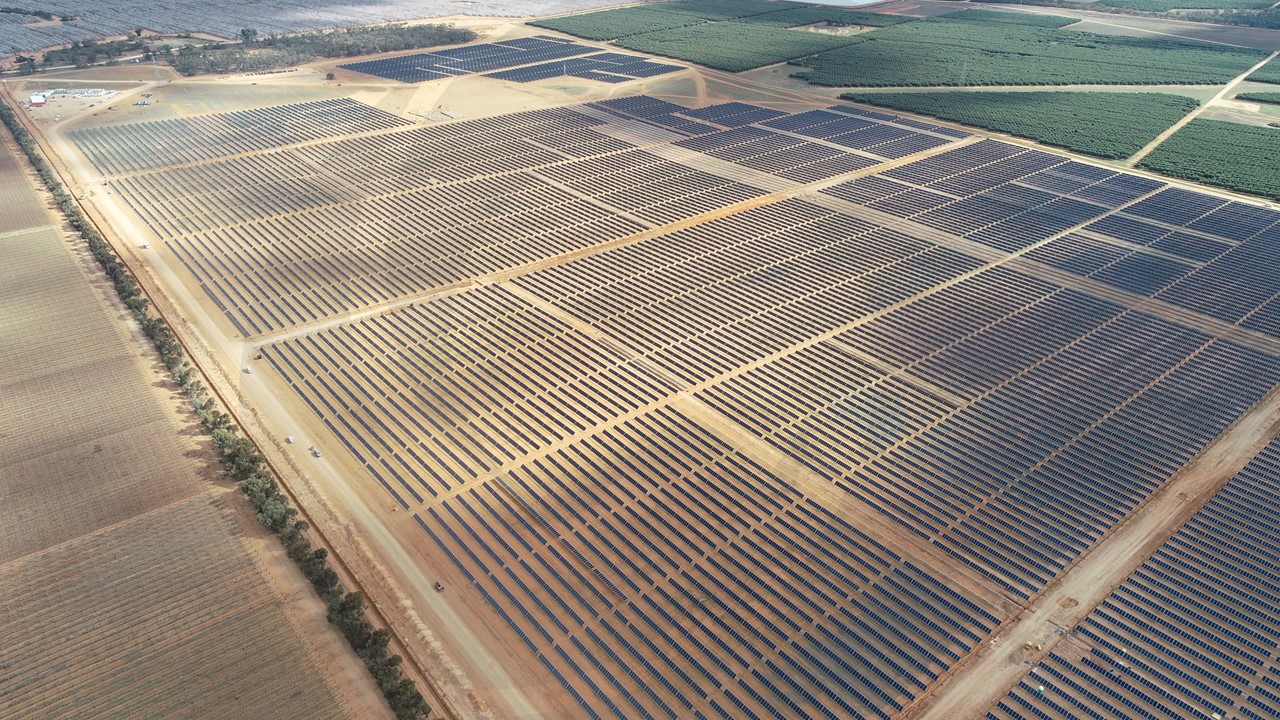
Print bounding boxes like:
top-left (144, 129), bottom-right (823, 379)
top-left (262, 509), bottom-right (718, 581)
top-left (0, 111), bottom-right (387, 719)
top-left (25, 19), bottom-right (1280, 720)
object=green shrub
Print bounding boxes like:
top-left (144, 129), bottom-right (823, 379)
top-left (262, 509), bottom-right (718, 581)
top-left (1249, 56), bottom-right (1280, 85)
top-left (169, 23), bottom-right (473, 76)
top-left (1237, 91), bottom-right (1280, 105)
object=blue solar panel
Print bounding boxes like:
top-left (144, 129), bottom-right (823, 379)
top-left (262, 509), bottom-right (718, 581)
top-left (475, 50), bottom-right (683, 84)
top-left (1149, 231), bottom-right (1232, 263)
top-left (340, 40), bottom-right (601, 82)
top-left (1126, 187), bottom-right (1229, 226)
top-left (1186, 201), bottom-right (1280, 242)
top-left (1090, 251), bottom-right (1194, 296)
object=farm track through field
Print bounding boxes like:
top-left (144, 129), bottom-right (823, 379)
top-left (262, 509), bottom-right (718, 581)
top-left (1129, 50), bottom-right (1280, 165)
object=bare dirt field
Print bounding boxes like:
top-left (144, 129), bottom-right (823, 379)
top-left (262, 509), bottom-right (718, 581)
top-left (0, 129), bottom-right (388, 718)
top-left (0, 496), bottom-right (349, 720)
top-left (25, 29), bottom-right (1280, 720)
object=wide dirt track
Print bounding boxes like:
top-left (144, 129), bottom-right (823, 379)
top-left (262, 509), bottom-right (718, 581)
top-left (0, 120), bottom-right (387, 718)
top-left (39, 31), bottom-right (1280, 720)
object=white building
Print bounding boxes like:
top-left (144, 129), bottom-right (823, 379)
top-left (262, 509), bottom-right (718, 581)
top-left (29, 93), bottom-right (46, 107)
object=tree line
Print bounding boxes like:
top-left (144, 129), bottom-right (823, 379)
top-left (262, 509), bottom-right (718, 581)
top-left (162, 23), bottom-right (475, 76)
top-left (0, 99), bottom-right (433, 720)
top-left (840, 90), bottom-right (1200, 160)
top-left (43, 37), bottom-right (147, 68)
top-left (0, 6), bottom-right (56, 20)
top-left (8, 23), bottom-right (473, 76)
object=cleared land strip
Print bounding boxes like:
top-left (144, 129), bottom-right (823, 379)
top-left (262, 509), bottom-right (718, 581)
top-left (905, 380), bottom-right (1280, 719)
top-left (969, 2), bottom-right (1280, 50)
top-left (1062, 17), bottom-right (1252, 48)
top-left (1130, 50), bottom-right (1279, 166)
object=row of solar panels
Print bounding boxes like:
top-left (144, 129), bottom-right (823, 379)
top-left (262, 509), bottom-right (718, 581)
top-left (340, 36), bottom-right (682, 85)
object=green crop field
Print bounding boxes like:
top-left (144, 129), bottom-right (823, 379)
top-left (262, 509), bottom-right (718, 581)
top-left (841, 91), bottom-right (1200, 159)
top-left (1100, 0), bottom-right (1272, 10)
top-left (1139, 119), bottom-right (1280, 200)
top-left (1249, 56), bottom-right (1280, 85)
top-left (1237, 92), bottom-right (1280, 105)
top-left (793, 10), bottom-right (1264, 87)
top-left (660, 0), bottom-right (792, 19)
top-left (615, 21), bottom-right (862, 72)
top-left (746, 6), bottom-right (912, 28)
top-left (529, 7), bottom-right (706, 40)
top-left (944, 9), bottom-right (1078, 27)
top-left (530, 0), bottom-right (906, 60)
top-left (530, 0), bottom-right (793, 38)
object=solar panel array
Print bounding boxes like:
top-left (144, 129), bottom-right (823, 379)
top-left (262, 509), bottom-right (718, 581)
top-left (988, 435), bottom-right (1280, 720)
top-left (337, 35), bottom-right (673, 84)
top-left (1017, 188), bottom-right (1280, 326)
top-left (66, 98), bottom-right (411, 175)
top-left (485, 51), bottom-right (682, 83)
top-left (829, 140), bottom-right (1166, 255)
top-left (77, 97), bottom-right (973, 336)
top-left (416, 402), bottom-right (1004, 720)
top-left (262, 279), bottom-right (1006, 718)
top-left (69, 93), bottom-right (1280, 720)
top-left (516, 194), bottom-right (1280, 604)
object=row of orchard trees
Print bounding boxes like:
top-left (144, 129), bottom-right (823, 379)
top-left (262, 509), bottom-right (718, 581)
top-left (4, 23), bottom-right (474, 75)
top-left (840, 90), bottom-right (1200, 160)
top-left (793, 10), bottom-right (1264, 87)
top-left (0, 99), bottom-right (433, 720)
top-left (166, 23), bottom-right (475, 76)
